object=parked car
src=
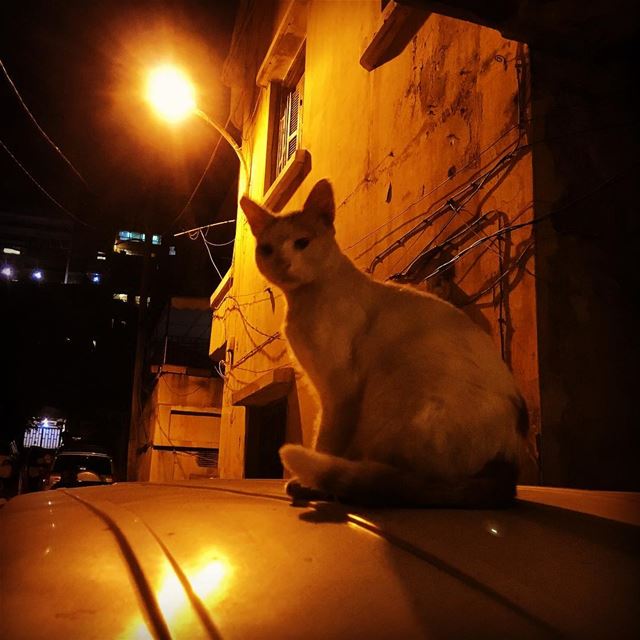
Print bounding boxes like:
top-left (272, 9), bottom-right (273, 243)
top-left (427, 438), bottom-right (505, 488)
top-left (0, 455), bottom-right (17, 502)
top-left (44, 449), bottom-right (114, 489)
top-left (1, 479), bottom-right (638, 639)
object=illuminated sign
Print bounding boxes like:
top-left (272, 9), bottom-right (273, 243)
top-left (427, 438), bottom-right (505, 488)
top-left (23, 418), bottom-right (66, 449)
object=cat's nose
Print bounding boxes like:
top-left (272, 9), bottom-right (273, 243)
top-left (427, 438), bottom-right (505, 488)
top-left (277, 257), bottom-right (292, 272)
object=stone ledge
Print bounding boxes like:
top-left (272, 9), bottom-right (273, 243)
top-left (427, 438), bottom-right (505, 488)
top-left (360, 1), bottom-right (430, 72)
top-left (256, 0), bottom-right (307, 87)
top-left (517, 485), bottom-right (640, 526)
top-left (263, 148), bottom-right (311, 212)
top-left (231, 367), bottom-right (295, 407)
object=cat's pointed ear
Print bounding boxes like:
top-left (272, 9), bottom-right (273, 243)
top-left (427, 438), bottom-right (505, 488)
top-left (303, 179), bottom-right (335, 228)
top-left (240, 195), bottom-right (273, 237)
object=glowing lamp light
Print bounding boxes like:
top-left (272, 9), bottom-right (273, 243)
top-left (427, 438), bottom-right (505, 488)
top-left (146, 64), bottom-right (196, 123)
top-left (1, 265), bottom-right (13, 278)
top-left (91, 273), bottom-right (101, 284)
top-left (143, 62), bottom-right (249, 186)
top-left (32, 269), bottom-right (43, 281)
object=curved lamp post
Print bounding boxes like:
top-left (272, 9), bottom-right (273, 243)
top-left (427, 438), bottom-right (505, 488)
top-left (145, 64), bottom-right (249, 182)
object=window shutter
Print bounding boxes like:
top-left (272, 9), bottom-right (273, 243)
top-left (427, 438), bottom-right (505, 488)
top-left (277, 99), bottom-right (289, 175)
top-left (290, 73), bottom-right (304, 160)
top-left (287, 87), bottom-right (299, 159)
top-left (276, 74), bottom-right (304, 177)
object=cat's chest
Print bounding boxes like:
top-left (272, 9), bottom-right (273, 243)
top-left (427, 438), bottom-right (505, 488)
top-left (285, 296), bottom-right (366, 369)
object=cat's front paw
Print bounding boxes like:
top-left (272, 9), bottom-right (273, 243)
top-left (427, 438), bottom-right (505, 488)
top-left (286, 478), bottom-right (332, 502)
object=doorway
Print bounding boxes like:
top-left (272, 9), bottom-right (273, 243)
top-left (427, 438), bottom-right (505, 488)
top-left (244, 397), bottom-right (287, 478)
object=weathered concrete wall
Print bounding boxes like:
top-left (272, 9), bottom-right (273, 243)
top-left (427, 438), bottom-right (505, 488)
top-left (398, 0), bottom-right (639, 490)
top-left (215, 1), bottom-right (538, 480)
top-left (131, 370), bottom-right (222, 481)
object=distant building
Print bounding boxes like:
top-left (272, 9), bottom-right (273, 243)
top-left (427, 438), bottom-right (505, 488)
top-left (0, 210), bottom-right (75, 283)
top-left (129, 297), bottom-right (222, 482)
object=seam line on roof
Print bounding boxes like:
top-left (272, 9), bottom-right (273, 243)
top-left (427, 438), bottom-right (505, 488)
top-left (62, 490), bottom-right (172, 640)
top-left (144, 482), bottom-right (291, 503)
top-left (345, 512), bottom-right (561, 638)
top-left (142, 523), bottom-right (223, 640)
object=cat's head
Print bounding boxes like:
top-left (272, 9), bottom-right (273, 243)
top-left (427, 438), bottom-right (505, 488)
top-left (240, 179), bottom-right (338, 291)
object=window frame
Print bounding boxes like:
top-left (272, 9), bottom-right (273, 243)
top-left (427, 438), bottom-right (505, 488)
top-left (265, 45), bottom-right (306, 193)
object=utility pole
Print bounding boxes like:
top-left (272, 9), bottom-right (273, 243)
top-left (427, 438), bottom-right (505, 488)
top-left (126, 229), bottom-right (153, 480)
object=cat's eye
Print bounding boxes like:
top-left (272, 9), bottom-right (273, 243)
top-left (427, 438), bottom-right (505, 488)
top-left (257, 243), bottom-right (274, 257)
top-left (293, 237), bottom-right (310, 251)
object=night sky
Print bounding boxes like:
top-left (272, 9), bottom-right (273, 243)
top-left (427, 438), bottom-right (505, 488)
top-left (0, 1), bottom-right (239, 464)
top-left (0, 0), bottom-right (238, 234)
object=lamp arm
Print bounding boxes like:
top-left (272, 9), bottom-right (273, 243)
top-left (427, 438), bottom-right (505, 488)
top-left (194, 108), bottom-right (249, 183)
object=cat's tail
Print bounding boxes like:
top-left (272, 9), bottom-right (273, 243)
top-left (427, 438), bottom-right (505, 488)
top-left (280, 444), bottom-right (517, 508)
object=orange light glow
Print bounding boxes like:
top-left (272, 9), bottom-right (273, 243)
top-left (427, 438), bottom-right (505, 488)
top-left (127, 553), bottom-right (231, 638)
top-left (146, 64), bottom-right (196, 122)
top-left (189, 559), bottom-right (228, 600)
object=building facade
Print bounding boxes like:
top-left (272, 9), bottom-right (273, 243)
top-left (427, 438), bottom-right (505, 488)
top-left (210, 0), bottom-right (539, 482)
top-left (209, 0), bottom-right (638, 490)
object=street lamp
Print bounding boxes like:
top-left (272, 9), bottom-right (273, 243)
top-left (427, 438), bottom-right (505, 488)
top-left (145, 63), bottom-right (248, 182)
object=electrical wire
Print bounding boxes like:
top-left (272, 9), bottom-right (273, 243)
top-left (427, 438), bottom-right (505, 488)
top-left (199, 229), bottom-right (224, 279)
top-left (462, 241), bottom-right (534, 306)
top-left (0, 58), bottom-right (88, 186)
top-left (158, 375), bottom-right (207, 399)
top-left (173, 219), bottom-right (236, 238)
top-left (344, 125), bottom-right (521, 254)
top-left (389, 211), bottom-right (493, 282)
top-left (232, 362), bottom-right (294, 375)
top-left (211, 292), bottom-right (280, 315)
top-left (0, 137), bottom-right (94, 228)
top-left (368, 141), bottom-right (525, 274)
top-left (224, 295), bottom-right (285, 340)
top-left (425, 223), bottom-right (530, 281)
top-left (202, 237), bottom-right (235, 247)
top-left (165, 132), bottom-right (227, 234)
top-left (424, 160), bottom-right (638, 282)
top-left (214, 360), bottom-right (227, 379)
top-left (213, 306), bottom-right (279, 355)
top-left (232, 332), bottom-right (282, 369)
top-left (346, 51), bottom-right (529, 265)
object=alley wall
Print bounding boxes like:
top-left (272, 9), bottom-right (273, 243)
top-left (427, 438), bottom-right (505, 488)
top-left (213, 1), bottom-right (538, 480)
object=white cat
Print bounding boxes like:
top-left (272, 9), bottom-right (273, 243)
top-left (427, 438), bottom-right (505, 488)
top-left (240, 179), bottom-right (529, 507)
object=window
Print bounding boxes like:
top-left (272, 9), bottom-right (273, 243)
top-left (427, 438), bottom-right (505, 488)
top-left (256, 0), bottom-right (309, 209)
top-left (117, 231), bottom-right (161, 244)
top-left (267, 48), bottom-right (305, 190)
top-left (118, 230), bottom-right (144, 242)
top-left (275, 60), bottom-right (304, 179)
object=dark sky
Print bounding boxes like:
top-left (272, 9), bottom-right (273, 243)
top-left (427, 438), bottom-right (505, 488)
top-left (0, 0), bottom-right (239, 237)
